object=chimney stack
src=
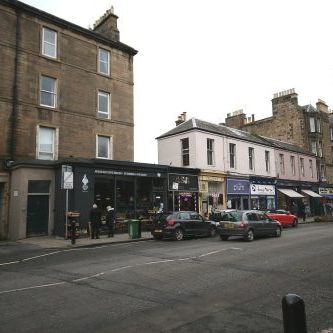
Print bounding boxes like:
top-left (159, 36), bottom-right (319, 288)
top-left (316, 99), bottom-right (328, 113)
top-left (224, 109), bottom-right (246, 129)
top-left (272, 88), bottom-right (298, 115)
top-left (175, 112), bottom-right (187, 126)
top-left (93, 6), bottom-right (120, 41)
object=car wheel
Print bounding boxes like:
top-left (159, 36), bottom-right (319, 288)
top-left (292, 219), bottom-right (298, 228)
top-left (220, 235), bottom-right (229, 241)
top-left (244, 229), bottom-right (254, 242)
top-left (275, 226), bottom-right (282, 237)
top-left (174, 228), bottom-right (184, 241)
top-left (210, 226), bottom-right (217, 237)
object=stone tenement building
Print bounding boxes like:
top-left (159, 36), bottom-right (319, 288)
top-left (225, 89), bottom-right (333, 186)
top-left (0, 0), bottom-right (137, 239)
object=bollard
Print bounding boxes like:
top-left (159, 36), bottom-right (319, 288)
top-left (282, 294), bottom-right (307, 333)
top-left (70, 220), bottom-right (76, 245)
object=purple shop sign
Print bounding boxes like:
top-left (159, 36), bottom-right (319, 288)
top-left (227, 179), bottom-right (250, 195)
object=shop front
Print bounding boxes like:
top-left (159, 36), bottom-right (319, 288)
top-left (226, 178), bottom-right (250, 210)
top-left (250, 177), bottom-right (276, 210)
top-left (199, 171), bottom-right (226, 217)
top-left (53, 159), bottom-right (169, 237)
top-left (168, 172), bottom-right (199, 212)
top-left (319, 187), bottom-right (333, 215)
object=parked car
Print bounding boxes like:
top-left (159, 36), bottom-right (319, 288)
top-left (266, 209), bottom-right (298, 228)
top-left (151, 211), bottom-right (215, 241)
top-left (216, 210), bottom-right (282, 242)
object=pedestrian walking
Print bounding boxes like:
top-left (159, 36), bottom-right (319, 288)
top-left (106, 205), bottom-right (115, 237)
top-left (89, 203), bottom-right (101, 239)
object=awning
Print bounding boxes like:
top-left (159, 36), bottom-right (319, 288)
top-left (320, 194), bottom-right (333, 199)
top-left (301, 189), bottom-right (322, 198)
top-left (278, 189), bottom-right (304, 198)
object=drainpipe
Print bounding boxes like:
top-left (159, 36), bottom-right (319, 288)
top-left (9, 9), bottom-right (21, 160)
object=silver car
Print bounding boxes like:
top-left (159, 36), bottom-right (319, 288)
top-left (216, 210), bottom-right (282, 241)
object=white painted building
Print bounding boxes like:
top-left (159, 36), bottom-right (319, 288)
top-left (157, 117), bottom-right (319, 214)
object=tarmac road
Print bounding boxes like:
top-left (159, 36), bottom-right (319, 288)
top-left (0, 223), bottom-right (333, 333)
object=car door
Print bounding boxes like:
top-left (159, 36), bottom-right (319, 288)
top-left (261, 213), bottom-right (276, 234)
top-left (191, 212), bottom-right (210, 235)
top-left (178, 212), bottom-right (193, 234)
top-left (247, 212), bottom-right (264, 235)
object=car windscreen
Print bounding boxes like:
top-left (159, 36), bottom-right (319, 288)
top-left (228, 211), bottom-right (243, 222)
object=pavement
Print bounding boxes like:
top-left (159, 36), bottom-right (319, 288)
top-left (0, 216), bottom-right (329, 250)
top-left (12, 231), bottom-right (153, 249)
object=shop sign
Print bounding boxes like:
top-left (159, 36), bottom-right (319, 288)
top-left (227, 179), bottom-right (249, 195)
top-left (199, 181), bottom-right (208, 193)
top-left (95, 169), bottom-right (149, 177)
top-left (250, 184), bottom-right (275, 195)
top-left (168, 174), bottom-right (199, 192)
top-left (81, 174), bottom-right (89, 192)
top-left (200, 175), bottom-right (224, 182)
top-left (319, 187), bottom-right (333, 195)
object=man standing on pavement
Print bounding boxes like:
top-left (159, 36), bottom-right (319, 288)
top-left (106, 205), bottom-right (115, 237)
top-left (89, 203), bottom-right (101, 239)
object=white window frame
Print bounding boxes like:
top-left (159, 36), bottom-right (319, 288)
top-left (96, 135), bottom-right (112, 159)
top-left (330, 128), bottom-right (333, 141)
top-left (300, 158), bottom-right (305, 176)
top-left (279, 154), bottom-right (285, 175)
top-left (97, 91), bottom-right (110, 119)
top-left (207, 138), bottom-right (215, 166)
top-left (265, 150), bottom-right (270, 172)
top-left (309, 160), bottom-right (314, 178)
top-left (40, 75), bottom-right (57, 108)
top-left (311, 140), bottom-right (317, 155)
top-left (98, 48), bottom-right (110, 75)
top-left (42, 27), bottom-right (57, 59)
top-left (309, 117), bottom-right (316, 133)
top-left (36, 125), bottom-right (58, 160)
top-left (229, 143), bottom-right (236, 169)
top-left (181, 138), bottom-right (190, 166)
top-left (290, 156), bottom-right (296, 175)
top-left (318, 141), bottom-right (323, 157)
top-left (248, 147), bottom-right (254, 170)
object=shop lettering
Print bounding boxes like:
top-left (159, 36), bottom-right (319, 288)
top-left (233, 184), bottom-right (245, 191)
top-left (95, 170), bottom-right (148, 177)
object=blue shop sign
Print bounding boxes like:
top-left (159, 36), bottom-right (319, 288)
top-left (227, 179), bottom-right (250, 195)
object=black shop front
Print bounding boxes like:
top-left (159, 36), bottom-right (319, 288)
top-left (54, 159), bottom-right (169, 236)
top-left (54, 159), bottom-right (200, 236)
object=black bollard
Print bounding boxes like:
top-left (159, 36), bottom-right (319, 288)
top-left (70, 220), bottom-right (76, 245)
top-left (282, 294), bottom-right (307, 333)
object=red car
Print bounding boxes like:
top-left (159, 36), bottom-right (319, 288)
top-left (266, 210), bottom-right (298, 228)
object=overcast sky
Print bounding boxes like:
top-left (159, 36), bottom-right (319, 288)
top-left (22, 0), bottom-right (333, 163)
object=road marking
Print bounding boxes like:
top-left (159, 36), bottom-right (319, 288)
top-left (0, 247), bottom-right (242, 294)
top-left (0, 282), bottom-right (66, 295)
top-left (22, 251), bottom-right (62, 262)
top-left (0, 261), bottom-right (20, 266)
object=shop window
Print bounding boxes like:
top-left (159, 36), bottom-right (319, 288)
top-left (116, 177), bottom-right (135, 218)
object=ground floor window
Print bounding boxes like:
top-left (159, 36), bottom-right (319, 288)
top-left (94, 176), bottom-right (166, 221)
top-left (227, 196), bottom-right (249, 210)
top-left (250, 196), bottom-right (275, 210)
top-left (168, 192), bottom-right (198, 212)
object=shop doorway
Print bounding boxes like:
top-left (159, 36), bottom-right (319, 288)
top-left (27, 195), bottom-right (49, 236)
